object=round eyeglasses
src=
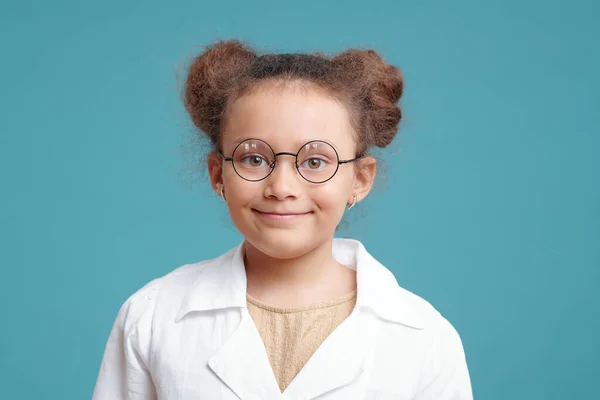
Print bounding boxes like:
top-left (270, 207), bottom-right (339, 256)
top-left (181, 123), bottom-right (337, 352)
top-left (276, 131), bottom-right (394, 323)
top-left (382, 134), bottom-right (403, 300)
top-left (218, 138), bottom-right (362, 184)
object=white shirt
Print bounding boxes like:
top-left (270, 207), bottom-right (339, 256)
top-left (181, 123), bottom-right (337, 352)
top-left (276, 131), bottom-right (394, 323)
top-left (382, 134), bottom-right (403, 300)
top-left (92, 239), bottom-right (473, 400)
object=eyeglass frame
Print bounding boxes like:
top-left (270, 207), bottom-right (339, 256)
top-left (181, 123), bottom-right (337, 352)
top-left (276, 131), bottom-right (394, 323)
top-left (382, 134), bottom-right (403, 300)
top-left (217, 138), bottom-right (363, 184)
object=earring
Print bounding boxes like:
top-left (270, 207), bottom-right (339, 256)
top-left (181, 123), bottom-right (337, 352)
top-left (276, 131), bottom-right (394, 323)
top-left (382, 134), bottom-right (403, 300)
top-left (218, 185), bottom-right (226, 201)
top-left (347, 194), bottom-right (357, 210)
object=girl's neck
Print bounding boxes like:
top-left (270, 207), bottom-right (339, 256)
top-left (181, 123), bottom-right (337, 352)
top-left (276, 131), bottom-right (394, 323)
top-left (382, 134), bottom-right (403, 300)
top-left (243, 238), bottom-right (357, 308)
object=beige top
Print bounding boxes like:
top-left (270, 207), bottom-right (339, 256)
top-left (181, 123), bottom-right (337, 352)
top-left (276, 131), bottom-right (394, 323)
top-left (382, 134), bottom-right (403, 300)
top-left (246, 290), bottom-right (358, 393)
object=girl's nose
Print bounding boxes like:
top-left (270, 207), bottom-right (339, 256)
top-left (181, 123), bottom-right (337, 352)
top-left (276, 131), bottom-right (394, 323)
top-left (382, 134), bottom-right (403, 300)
top-left (263, 157), bottom-right (302, 200)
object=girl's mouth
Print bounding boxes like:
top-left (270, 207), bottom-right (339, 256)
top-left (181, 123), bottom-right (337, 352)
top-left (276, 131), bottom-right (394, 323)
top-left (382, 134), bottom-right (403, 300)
top-left (252, 209), bottom-right (312, 221)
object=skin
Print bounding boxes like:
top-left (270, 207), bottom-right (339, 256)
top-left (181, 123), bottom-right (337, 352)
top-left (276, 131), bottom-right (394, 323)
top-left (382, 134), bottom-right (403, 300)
top-left (208, 80), bottom-right (377, 308)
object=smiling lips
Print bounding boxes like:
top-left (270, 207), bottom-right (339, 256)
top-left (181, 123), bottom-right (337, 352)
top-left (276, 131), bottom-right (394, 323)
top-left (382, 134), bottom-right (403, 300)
top-left (252, 209), bottom-right (312, 221)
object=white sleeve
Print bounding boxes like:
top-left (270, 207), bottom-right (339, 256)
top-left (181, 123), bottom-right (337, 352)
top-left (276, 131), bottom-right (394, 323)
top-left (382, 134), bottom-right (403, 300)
top-left (415, 315), bottom-right (474, 400)
top-left (92, 281), bottom-right (158, 400)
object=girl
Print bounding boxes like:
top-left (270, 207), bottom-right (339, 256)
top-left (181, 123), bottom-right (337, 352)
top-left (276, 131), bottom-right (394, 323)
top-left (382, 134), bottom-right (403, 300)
top-left (92, 40), bottom-right (473, 400)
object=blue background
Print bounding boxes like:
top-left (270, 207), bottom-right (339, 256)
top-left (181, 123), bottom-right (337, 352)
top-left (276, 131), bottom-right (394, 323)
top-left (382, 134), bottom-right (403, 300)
top-left (1, 0), bottom-right (598, 398)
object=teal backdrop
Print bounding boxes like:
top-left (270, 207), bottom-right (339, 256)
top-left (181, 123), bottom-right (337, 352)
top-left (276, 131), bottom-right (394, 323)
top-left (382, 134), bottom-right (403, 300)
top-left (1, 0), bottom-right (598, 398)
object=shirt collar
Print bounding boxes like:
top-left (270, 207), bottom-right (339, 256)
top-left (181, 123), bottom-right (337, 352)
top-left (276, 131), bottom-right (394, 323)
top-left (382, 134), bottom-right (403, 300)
top-left (175, 238), bottom-right (424, 329)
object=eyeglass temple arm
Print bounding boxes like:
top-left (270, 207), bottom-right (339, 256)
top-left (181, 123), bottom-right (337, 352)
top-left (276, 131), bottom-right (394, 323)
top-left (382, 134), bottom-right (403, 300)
top-left (218, 151), bottom-right (234, 162)
top-left (338, 155), bottom-right (364, 164)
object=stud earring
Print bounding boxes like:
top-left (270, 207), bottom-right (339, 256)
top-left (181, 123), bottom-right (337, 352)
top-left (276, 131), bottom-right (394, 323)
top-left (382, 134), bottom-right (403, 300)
top-left (347, 194), bottom-right (357, 210)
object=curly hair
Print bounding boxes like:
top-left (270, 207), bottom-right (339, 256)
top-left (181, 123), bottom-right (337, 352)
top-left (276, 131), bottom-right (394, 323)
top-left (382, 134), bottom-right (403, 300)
top-left (184, 39), bottom-right (404, 156)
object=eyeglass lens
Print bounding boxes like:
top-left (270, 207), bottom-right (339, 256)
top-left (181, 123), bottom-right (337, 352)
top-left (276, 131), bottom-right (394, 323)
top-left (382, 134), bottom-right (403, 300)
top-left (231, 139), bottom-right (340, 183)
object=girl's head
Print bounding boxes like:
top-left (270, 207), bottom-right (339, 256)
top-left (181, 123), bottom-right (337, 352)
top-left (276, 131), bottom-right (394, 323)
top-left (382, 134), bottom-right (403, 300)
top-left (184, 40), bottom-right (403, 259)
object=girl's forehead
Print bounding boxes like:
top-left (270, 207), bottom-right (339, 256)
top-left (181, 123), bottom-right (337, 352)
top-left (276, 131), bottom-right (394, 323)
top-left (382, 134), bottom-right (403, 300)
top-left (222, 87), bottom-right (356, 152)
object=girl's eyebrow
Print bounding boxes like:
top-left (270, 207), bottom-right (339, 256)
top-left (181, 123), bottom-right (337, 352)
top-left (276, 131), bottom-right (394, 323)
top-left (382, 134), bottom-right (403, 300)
top-left (225, 136), bottom-right (258, 150)
top-left (228, 137), bottom-right (342, 152)
top-left (231, 137), bottom-right (250, 147)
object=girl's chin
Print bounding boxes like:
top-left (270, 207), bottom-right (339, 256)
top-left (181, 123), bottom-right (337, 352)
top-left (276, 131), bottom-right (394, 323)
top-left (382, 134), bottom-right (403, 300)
top-left (244, 234), bottom-right (324, 260)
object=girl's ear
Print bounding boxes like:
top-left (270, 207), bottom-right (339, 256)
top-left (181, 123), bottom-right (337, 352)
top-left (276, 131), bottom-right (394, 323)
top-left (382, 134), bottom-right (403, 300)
top-left (207, 151), bottom-right (224, 196)
top-left (352, 156), bottom-right (377, 203)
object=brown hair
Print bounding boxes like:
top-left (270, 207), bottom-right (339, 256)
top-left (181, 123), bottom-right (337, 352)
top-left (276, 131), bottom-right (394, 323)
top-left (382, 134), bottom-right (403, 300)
top-left (184, 39), bottom-right (404, 156)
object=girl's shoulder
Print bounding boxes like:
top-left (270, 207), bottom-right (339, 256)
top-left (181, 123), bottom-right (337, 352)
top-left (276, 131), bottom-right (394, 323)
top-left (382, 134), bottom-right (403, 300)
top-left (114, 248), bottom-right (236, 334)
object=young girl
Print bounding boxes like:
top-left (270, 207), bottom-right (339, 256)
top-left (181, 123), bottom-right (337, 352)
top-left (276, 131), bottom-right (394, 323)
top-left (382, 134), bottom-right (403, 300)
top-left (92, 40), bottom-right (473, 400)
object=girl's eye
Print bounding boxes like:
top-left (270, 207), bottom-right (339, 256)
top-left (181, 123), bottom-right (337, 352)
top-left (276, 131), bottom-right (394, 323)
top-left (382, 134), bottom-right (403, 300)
top-left (301, 158), bottom-right (327, 170)
top-left (240, 155), bottom-right (268, 167)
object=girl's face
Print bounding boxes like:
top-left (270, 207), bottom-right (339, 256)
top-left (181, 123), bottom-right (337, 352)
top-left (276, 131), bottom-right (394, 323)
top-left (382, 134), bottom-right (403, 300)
top-left (208, 82), bottom-right (376, 259)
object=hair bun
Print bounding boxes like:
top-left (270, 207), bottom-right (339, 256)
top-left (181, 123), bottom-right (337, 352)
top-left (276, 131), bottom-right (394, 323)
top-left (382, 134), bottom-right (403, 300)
top-left (333, 49), bottom-right (404, 149)
top-left (184, 40), bottom-right (257, 143)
